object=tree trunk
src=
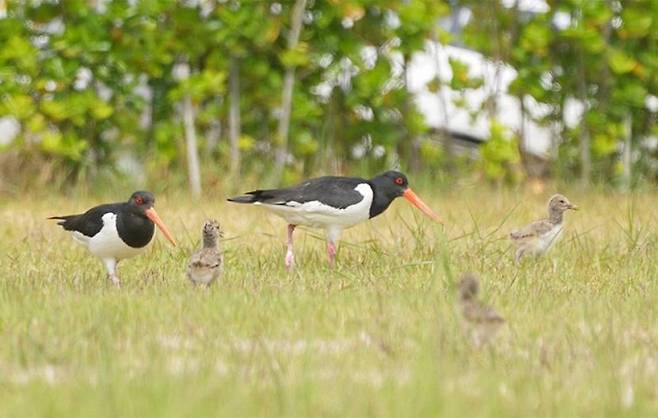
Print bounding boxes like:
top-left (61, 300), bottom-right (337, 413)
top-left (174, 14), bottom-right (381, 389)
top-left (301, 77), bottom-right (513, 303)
top-left (206, 96), bottom-right (222, 154)
top-left (486, 0), bottom-right (502, 118)
top-left (228, 56), bottom-right (241, 177)
top-left (431, 36), bottom-right (454, 170)
top-left (578, 108), bottom-right (591, 187)
top-left (621, 113), bottom-right (632, 191)
top-left (183, 90), bottom-right (202, 197)
top-left (272, 0), bottom-right (307, 185)
top-left (519, 95), bottom-right (526, 152)
top-left (402, 53), bottom-right (421, 173)
top-left (577, 45), bottom-right (591, 187)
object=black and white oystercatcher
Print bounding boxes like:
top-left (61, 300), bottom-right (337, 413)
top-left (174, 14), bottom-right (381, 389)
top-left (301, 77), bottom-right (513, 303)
top-left (228, 170), bottom-right (442, 268)
top-left (49, 191), bottom-right (177, 286)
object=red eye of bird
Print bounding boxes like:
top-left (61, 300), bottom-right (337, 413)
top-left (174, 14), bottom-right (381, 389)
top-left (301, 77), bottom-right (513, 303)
top-left (395, 177), bottom-right (404, 185)
top-left (135, 196), bottom-right (143, 205)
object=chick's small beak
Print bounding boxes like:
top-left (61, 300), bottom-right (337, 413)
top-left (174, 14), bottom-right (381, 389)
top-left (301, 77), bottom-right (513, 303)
top-left (144, 208), bottom-right (177, 246)
top-left (569, 204), bottom-right (579, 210)
top-left (402, 188), bottom-right (444, 224)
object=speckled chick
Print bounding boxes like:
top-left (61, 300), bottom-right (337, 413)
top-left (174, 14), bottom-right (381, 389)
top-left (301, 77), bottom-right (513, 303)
top-left (510, 194), bottom-right (577, 263)
top-left (187, 219), bottom-right (223, 287)
top-left (458, 273), bottom-right (505, 347)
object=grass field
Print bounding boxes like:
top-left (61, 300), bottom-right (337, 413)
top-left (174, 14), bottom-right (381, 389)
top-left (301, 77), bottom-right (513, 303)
top-left (1, 186), bottom-right (657, 417)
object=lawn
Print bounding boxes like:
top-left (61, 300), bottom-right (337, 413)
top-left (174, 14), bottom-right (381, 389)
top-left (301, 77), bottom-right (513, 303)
top-left (1, 186), bottom-right (657, 417)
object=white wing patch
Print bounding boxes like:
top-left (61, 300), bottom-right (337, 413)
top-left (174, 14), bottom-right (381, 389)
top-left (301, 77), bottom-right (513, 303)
top-left (71, 231), bottom-right (90, 246)
top-left (262, 183), bottom-right (374, 229)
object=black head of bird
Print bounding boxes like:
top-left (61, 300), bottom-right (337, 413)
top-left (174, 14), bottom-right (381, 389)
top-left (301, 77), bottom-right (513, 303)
top-left (128, 191), bottom-right (177, 246)
top-left (370, 171), bottom-right (443, 223)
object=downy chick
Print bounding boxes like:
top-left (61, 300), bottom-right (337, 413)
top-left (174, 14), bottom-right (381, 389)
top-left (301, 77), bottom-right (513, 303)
top-left (187, 219), bottom-right (223, 287)
top-left (458, 273), bottom-right (505, 347)
top-left (510, 194), bottom-right (578, 263)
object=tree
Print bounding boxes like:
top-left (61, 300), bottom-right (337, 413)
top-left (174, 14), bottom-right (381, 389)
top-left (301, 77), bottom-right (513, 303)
top-left (2, 0), bottom-right (656, 190)
top-left (272, 0), bottom-right (307, 185)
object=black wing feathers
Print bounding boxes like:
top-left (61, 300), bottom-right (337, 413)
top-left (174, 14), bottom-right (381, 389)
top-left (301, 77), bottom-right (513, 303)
top-left (49, 203), bottom-right (123, 237)
top-left (228, 176), bottom-right (367, 209)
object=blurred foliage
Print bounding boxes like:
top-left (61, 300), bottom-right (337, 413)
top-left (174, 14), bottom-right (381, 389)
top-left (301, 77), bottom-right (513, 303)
top-left (460, 0), bottom-right (658, 185)
top-left (0, 0), bottom-right (657, 190)
top-left (479, 121), bottom-right (522, 184)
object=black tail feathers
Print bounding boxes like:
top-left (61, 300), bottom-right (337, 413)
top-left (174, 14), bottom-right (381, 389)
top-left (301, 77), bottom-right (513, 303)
top-left (227, 192), bottom-right (261, 204)
top-left (47, 215), bottom-right (74, 227)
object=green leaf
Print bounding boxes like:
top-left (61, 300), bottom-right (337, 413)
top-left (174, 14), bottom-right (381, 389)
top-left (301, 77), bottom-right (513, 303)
top-left (2, 94), bottom-right (34, 119)
top-left (448, 58), bottom-right (473, 90)
top-left (293, 130), bottom-right (318, 156)
top-left (621, 9), bottom-right (652, 38)
top-left (238, 135), bottom-right (255, 152)
top-left (91, 101), bottom-right (114, 120)
top-left (612, 82), bottom-right (647, 108)
top-left (520, 23), bottom-right (551, 56)
top-left (41, 131), bottom-right (87, 161)
top-left (279, 43), bottom-right (310, 68)
top-left (426, 76), bottom-right (441, 93)
top-left (41, 100), bottom-right (70, 121)
top-left (592, 133), bottom-right (617, 156)
top-left (608, 49), bottom-right (637, 75)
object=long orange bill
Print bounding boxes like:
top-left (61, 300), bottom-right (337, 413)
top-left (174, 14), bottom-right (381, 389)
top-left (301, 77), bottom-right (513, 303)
top-left (403, 188), bottom-right (444, 224)
top-left (144, 207), bottom-right (177, 246)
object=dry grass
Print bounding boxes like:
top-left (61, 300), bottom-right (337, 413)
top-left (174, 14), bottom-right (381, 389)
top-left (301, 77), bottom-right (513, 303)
top-left (0, 186), bottom-right (657, 417)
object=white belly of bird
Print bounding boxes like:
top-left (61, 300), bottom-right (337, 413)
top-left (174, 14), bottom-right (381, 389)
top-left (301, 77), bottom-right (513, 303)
top-left (257, 183), bottom-right (374, 229)
top-left (72, 212), bottom-right (154, 260)
top-left (537, 223), bottom-right (563, 254)
top-left (189, 269), bottom-right (217, 285)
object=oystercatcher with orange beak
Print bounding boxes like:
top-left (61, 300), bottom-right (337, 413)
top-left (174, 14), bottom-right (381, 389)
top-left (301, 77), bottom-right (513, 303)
top-left (49, 191), bottom-right (177, 287)
top-left (228, 171), bottom-right (442, 269)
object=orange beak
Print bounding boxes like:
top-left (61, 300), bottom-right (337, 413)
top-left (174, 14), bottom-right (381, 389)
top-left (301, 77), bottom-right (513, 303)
top-left (403, 188), bottom-right (444, 224)
top-left (144, 207), bottom-right (177, 246)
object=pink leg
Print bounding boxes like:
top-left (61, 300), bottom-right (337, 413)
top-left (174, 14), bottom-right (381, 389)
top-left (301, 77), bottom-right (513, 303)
top-left (285, 224), bottom-right (296, 270)
top-left (327, 241), bottom-right (337, 267)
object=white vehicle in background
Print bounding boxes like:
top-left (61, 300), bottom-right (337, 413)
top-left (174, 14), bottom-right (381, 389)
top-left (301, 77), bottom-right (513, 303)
top-left (407, 4), bottom-right (557, 158)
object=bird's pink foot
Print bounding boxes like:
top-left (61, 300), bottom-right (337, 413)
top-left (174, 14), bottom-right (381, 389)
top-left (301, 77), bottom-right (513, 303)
top-left (285, 224), bottom-right (296, 271)
top-left (285, 250), bottom-right (295, 271)
top-left (107, 274), bottom-right (121, 288)
top-left (327, 242), bottom-right (337, 267)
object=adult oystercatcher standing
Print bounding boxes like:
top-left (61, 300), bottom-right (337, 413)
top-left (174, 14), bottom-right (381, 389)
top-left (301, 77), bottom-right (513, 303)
top-left (49, 191), bottom-right (177, 287)
top-left (228, 170), bottom-right (442, 269)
